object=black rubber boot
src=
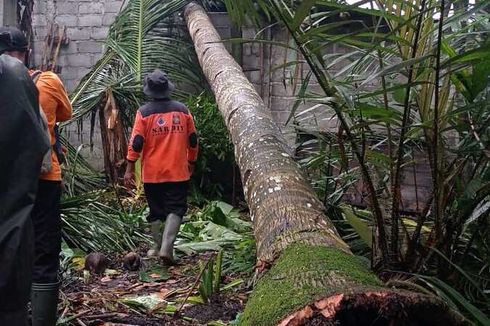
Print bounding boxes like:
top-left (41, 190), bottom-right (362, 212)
top-left (31, 281), bottom-right (59, 326)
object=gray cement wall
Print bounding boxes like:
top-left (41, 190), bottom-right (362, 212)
top-left (0, 0), bottom-right (16, 26)
top-left (241, 24), bottom-right (341, 144)
top-left (32, 0), bottom-right (125, 91)
top-left (31, 0), bottom-right (125, 170)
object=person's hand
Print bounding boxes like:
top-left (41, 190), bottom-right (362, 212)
top-left (124, 171), bottom-right (135, 188)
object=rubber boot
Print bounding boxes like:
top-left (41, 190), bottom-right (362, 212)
top-left (159, 213), bottom-right (182, 265)
top-left (31, 281), bottom-right (60, 326)
top-left (147, 220), bottom-right (162, 257)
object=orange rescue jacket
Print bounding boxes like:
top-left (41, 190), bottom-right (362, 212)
top-left (127, 99), bottom-right (198, 183)
top-left (30, 70), bottom-right (73, 181)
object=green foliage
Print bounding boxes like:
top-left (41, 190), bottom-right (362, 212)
top-left (177, 201), bottom-right (252, 252)
top-left (186, 95), bottom-right (236, 202)
top-left (395, 274), bottom-right (490, 326)
top-left (422, 277), bottom-right (488, 325)
top-left (222, 237), bottom-right (256, 275)
top-left (59, 242), bottom-right (86, 277)
top-left (229, 0), bottom-right (490, 318)
top-left (59, 135), bottom-right (105, 196)
top-left (139, 265), bottom-right (171, 283)
top-left (61, 191), bottom-right (151, 252)
top-left (177, 201), bottom-right (255, 275)
top-left (199, 250), bottom-right (224, 303)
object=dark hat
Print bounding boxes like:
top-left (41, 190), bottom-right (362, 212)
top-left (0, 27), bottom-right (28, 53)
top-left (143, 69), bottom-right (175, 99)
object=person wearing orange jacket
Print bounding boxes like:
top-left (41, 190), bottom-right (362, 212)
top-left (124, 69), bottom-right (198, 265)
top-left (0, 27), bottom-right (73, 326)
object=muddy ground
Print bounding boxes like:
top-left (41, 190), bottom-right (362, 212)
top-left (58, 251), bottom-right (248, 326)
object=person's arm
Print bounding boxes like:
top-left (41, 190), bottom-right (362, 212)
top-left (42, 72), bottom-right (72, 122)
top-left (187, 113), bottom-right (199, 174)
top-left (124, 161), bottom-right (136, 187)
top-left (125, 111), bottom-right (145, 187)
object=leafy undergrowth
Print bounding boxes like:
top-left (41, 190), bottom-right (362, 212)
top-left (58, 201), bottom-right (255, 326)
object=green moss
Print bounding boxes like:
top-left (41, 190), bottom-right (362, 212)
top-left (239, 243), bottom-right (382, 326)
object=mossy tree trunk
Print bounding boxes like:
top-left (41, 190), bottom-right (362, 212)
top-left (183, 3), bottom-right (464, 325)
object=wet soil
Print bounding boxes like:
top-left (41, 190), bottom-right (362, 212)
top-left (60, 252), bottom-right (247, 325)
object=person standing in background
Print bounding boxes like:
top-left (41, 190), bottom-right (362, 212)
top-left (124, 69), bottom-right (198, 265)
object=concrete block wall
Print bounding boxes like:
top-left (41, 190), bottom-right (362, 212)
top-left (241, 24), bottom-right (341, 144)
top-left (32, 0), bottom-right (124, 92)
top-left (31, 0), bottom-right (125, 170)
top-left (0, 0), bottom-right (16, 26)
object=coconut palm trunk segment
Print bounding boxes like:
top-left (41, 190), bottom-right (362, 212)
top-left (184, 2), bottom-right (463, 325)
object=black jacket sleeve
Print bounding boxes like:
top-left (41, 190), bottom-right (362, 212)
top-left (0, 55), bottom-right (50, 317)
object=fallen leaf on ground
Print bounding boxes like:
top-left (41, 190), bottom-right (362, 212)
top-left (104, 269), bottom-right (120, 276)
top-left (139, 265), bottom-right (170, 283)
top-left (73, 257), bottom-right (86, 271)
top-left (120, 293), bottom-right (167, 311)
top-left (159, 288), bottom-right (178, 300)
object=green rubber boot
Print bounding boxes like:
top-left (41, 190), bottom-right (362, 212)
top-left (147, 220), bottom-right (162, 257)
top-left (159, 213), bottom-right (182, 265)
top-left (31, 282), bottom-right (59, 326)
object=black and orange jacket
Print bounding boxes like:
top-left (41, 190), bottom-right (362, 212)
top-left (127, 99), bottom-right (198, 183)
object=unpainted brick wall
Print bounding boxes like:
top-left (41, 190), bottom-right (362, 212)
top-left (32, 0), bottom-right (125, 170)
top-left (0, 0), bottom-right (16, 26)
top-left (32, 0), bottom-right (123, 92)
top-left (241, 23), bottom-right (344, 145)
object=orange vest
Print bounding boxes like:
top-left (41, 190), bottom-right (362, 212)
top-left (30, 71), bottom-right (73, 181)
top-left (127, 99), bottom-right (198, 183)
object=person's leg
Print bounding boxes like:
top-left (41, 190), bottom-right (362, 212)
top-left (143, 183), bottom-right (166, 257)
top-left (0, 308), bottom-right (30, 326)
top-left (0, 215), bottom-right (33, 326)
top-left (31, 180), bottom-right (62, 326)
top-left (159, 181), bottom-right (189, 264)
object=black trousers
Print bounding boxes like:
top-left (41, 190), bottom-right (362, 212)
top-left (144, 181), bottom-right (189, 222)
top-left (31, 180), bottom-right (62, 284)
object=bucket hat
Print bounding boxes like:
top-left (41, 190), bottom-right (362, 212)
top-left (143, 69), bottom-right (175, 99)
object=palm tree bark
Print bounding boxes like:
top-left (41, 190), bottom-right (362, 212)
top-left (183, 2), bottom-right (464, 325)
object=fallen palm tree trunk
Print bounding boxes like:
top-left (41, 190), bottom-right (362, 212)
top-left (183, 3), bottom-right (464, 325)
